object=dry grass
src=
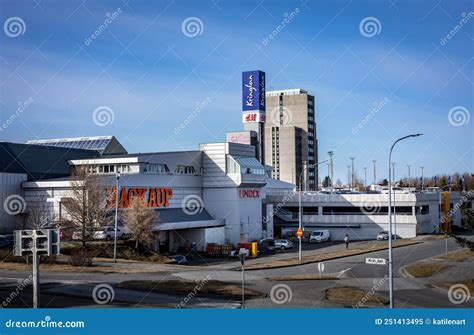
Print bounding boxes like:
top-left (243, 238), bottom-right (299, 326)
top-left (117, 280), bottom-right (265, 300)
top-left (269, 274), bottom-right (338, 281)
top-left (404, 263), bottom-right (447, 278)
top-left (0, 260), bottom-right (164, 274)
top-left (434, 279), bottom-right (474, 292)
top-left (326, 286), bottom-right (388, 305)
top-left (243, 239), bottom-right (421, 270)
top-left (433, 249), bottom-right (474, 262)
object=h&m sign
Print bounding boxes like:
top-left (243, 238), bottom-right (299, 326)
top-left (107, 187), bottom-right (172, 208)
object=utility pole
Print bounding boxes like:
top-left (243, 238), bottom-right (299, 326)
top-left (420, 166), bottom-right (425, 191)
top-left (392, 162), bottom-right (397, 241)
top-left (349, 157), bottom-right (355, 190)
top-left (347, 165), bottom-right (351, 189)
top-left (363, 167), bottom-right (367, 191)
top-left (407, 165), bottom-right (411, 190)
top-left (113, 172), bottom-right (121, 263)
top-left (328, 151), bottom-right (334, 193)
top-left (372, 160), bottom-right (377, 188)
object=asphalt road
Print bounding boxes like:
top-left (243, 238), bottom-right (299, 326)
top-left (0, 237), bottom-right (472, 308)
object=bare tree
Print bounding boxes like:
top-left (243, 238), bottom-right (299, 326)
top-left (24, 200), bottom-right (53, 230)
top-left (122, 196), bottom-right (156, 249)
top-left (61, 166), bottom-right (111, 247)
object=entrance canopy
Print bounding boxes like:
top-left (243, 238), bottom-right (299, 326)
top-left (154, 208), bottom-right (224, 231)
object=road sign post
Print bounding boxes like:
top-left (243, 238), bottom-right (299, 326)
top-left (13, 229), bottom-right (60, 308)
top-left (296, 228), bottom-right (303, 262)
top-left (365, 257), bottom-right (387, 265)
top-left (239, 252), bottom-right (246, 309)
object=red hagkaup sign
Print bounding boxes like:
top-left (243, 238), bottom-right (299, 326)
top-left (106, 187), bottom-right (172, 208)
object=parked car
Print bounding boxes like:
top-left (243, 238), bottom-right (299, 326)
top-left (274, 239), bottom-right (294, 250)
top-left (376, 231), bottom-right (397, 240)
top-left (257, 238), bottom-right (276, 254)
top-left (93, 226), bottom-right (130, 241)
top-left (377, 231), bottom-right (389, 240)
top-left (170, 255), bottom-right (188, 265)
top-left (0, 235), bottom-right (14, 249)
top-left (309, 230), bottom-right (330, 243)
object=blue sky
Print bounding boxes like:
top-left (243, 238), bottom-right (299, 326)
top-left (0, 0), bottom-right (472, 183)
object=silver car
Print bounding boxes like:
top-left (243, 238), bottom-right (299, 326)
top-left (275, 239), bottom-right (294, 250)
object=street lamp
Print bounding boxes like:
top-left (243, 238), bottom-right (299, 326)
top-left (420, 166), bottom-right (425, 191)
top-left (363, 167), bottom-right (367, 191)
top-left (388, 133), bottom-right (422, 308)
top-left (349, 157), bottom-right (356, 190)
top-left (346, 165), bottom-right (351, 188)
top-left (372, 160), bottom-right (377, 188)
top-left (407, 165), bottom-right (412, 190)
top-left (113, 172), bottom-right (121, 263)
top-left (298, 160), bottom-right (328, 261)
top-left (328, 151), bottom-right (334, 193)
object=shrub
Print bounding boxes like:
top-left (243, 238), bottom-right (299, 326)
top-left (68, 248), bottom-right (94, 267)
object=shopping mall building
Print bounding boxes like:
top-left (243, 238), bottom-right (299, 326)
top-left (1, 71), bottom-right (471, 251)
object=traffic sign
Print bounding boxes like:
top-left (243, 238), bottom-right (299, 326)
top-left (365, 257), bottom-right (387, 265)
top-left (296, 228), bottom-right (303, 237)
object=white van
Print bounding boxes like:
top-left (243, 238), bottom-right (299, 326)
top-left (309, 230), bottom-right (330, 243)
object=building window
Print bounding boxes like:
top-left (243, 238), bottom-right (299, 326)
top-left (175, 165), bottom-right (196, 174)
top-left (145, 163), bottom-right (170, 174)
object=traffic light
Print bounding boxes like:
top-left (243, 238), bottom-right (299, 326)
top-left (13, 230), bottom-right (34, 256)
top-left (13, 229), bottom-right (60, 256)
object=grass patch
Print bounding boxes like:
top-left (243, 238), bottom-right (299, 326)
top-left (326, 286), bottom-right (388, 305)
top-left (433, 249), bottom-right (474, 262)
top-left (269, 274), bottom-right (338, 281)
top-left (434, 279), bottom-right (474, 292)
top-left (117, 279), bottom-right (265, 300)
top-left (405, 263), bottom-right (447, 278)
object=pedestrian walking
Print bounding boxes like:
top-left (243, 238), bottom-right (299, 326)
top-left (344, 234), bottom-right (350, 249)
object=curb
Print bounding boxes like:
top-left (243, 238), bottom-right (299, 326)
top-left (237, 241), bottom-right (423, 271)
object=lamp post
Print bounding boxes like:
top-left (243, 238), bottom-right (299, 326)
top-left (349, 157), bottom-right (356, 190)
top-left (420, 166), bottom-right (425, 191)
top-left (328, 151), bottom-right (334, 193)
top-left (372, 160), bottom-right (377, 188)
top-left (392, 162), bottom-right (397, 241)
top-left (388, 133), bottom-right (422, 308)
top-left (113, 172), bottom-right (121, 263)
top-left (363, 167), bottom-right (367, 191)
top-left (347, 165), bottom-right (351, 189)
top-left (407, 165), bottom-right (411, 190)
top-left (298, 160), bottom-right (328, 261)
